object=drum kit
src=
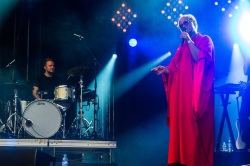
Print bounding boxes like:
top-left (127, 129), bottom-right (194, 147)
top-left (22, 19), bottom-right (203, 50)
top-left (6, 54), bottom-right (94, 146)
top-left (0, 66), bottom-right (100, 139)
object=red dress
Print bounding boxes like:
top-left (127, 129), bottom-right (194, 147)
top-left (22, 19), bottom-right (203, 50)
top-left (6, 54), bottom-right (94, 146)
top-left (162, 33), bottom-right (215, 166)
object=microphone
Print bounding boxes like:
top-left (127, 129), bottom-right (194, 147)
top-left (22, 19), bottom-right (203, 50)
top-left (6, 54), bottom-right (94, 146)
top-left (73, 33), bottom-right (84, 40)
top-left (181, 28), bottom-right (187, 45)
top-left (6, 59), bottom-right (15, 68)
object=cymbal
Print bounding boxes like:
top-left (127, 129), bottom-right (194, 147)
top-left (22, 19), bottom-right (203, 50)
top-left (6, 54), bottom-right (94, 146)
top-left (1, 82), bottom-right (32, 89)
top-left (67, 66), bottom-right (92, 77)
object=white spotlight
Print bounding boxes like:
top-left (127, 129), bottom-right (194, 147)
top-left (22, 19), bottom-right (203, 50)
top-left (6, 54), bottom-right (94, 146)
top-left (233, 43), bottom-right (239, 48)
top-left (129, 38), bottom-right (137, 47)
top-left (239, 13), bottom-right (250, 42)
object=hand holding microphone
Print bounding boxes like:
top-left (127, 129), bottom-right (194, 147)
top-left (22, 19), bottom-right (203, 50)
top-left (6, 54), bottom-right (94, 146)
top-left (180, 28), bottom-right (191, 45)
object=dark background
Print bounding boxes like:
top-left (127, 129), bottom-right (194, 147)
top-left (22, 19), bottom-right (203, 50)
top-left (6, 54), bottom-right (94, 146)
top-left (0, 0), bottom-right (244, 165)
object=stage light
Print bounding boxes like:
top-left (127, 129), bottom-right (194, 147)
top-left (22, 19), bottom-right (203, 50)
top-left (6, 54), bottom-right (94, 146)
top-left (227, 43), bottom-right (247, 83)
top-left (111, 3), bottom-right (137, 33)
top-left (214, 0), bottom-right (240, 17)
top-left (86, 56), bottom-right (117, 132)
top-left (114, 52), bottom-right (171, 100)
top-left (0, 0), bottom-right (18, 26)
top-left (238, 12), bottom-right (250, 42)
top-left (129, 38), bottom-right (137, 47)
top-left (161, 0), bottom-right (189, 25)
top-left (229, 0), bottom-right (250, 55)
top-left (233, 43), bottom-right (238, 49)
top-left (112, 54), bottom-right (117, 59)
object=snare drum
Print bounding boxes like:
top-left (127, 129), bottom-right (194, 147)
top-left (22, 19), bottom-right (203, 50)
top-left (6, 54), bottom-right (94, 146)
top-left (22, 100), bottom-right (62, 138)
top-left (54, 85), bottom-right (75, 101)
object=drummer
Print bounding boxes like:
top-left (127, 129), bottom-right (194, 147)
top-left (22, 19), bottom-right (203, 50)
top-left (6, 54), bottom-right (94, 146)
top-left (32, 58), bottom-right (61, 100)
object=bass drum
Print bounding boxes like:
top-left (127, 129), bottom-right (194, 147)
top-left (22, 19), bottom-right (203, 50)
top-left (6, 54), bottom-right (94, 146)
top-left (22, 100), bottom-right (62, 138)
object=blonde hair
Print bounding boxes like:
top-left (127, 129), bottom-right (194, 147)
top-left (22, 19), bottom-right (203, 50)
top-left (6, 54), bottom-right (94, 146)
top-left (178, 14), bottom-right (198, 30)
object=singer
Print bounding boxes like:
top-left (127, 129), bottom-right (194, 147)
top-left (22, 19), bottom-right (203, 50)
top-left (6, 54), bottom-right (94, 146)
top-left (151, 14), bottom-right (215, 166)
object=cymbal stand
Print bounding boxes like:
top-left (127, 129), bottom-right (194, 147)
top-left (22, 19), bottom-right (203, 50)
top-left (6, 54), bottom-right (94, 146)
top-left (4, 101), bottom-right (12, 132)
top-left (79, 74), bottom-right (84, 138)
top-left (5, 89), bottom-right (20, 136)
top-left (91, 59), bottom-right (98, 138)
top-left (74, 34), bottom-right (100, 138)
top-left (13, 89), bottom-right (18, 135)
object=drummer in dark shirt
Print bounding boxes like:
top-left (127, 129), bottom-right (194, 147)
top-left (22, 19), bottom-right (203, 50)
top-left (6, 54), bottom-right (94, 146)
top-left (32, 58), bottom-right (60, 100)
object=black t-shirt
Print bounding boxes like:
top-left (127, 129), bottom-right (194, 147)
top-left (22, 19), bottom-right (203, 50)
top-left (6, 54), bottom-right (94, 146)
top-left (34, 74), bottom-right (60, 99)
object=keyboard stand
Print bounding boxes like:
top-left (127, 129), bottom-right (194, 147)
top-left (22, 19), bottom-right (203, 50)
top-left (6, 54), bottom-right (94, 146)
top-left (216, 92), bottom-right (237, 152)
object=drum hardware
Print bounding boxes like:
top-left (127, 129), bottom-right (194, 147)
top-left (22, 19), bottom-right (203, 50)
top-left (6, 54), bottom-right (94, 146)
top-left (0, 101), bottom-right (11, 135)
top-left (0, 118), bottom-right (7, 134)
top-left (6, 111), bottom-right (22, 137)
top-left (0, 122), bottom-right (5, 133)
top-left (62, 111), bottom-right (66, 138)
top-left (13, 89), bottom-right (18, 135)
top-left (55, 103), bottom-right (67, 138)
top-left (3, 88), bottom-right (22, 137)
top-left (92, 59), bottom-right (99, 139)
top-left (78, 74), bottom-right (84, 138)
top-left (36, 91), bottom-right (48, 99)
top-left (67, 111), bottom-right (93, 138)
top-left (67, 66), bottom-right (95, 138)
top-left (3, 99), bottom-right (23, 138)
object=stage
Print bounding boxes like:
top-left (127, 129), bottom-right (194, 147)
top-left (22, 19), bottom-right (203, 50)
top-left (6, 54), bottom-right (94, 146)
top-left (0, 138), bottom-right (117, 165)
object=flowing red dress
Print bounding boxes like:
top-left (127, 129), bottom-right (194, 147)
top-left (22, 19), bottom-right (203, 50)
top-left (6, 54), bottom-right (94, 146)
top-left (162, 33), bottom-right (215, 166)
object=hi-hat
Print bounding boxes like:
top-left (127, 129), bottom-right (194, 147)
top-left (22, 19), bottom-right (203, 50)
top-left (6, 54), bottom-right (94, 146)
top-left (67, 66), bottom-right (92, 77)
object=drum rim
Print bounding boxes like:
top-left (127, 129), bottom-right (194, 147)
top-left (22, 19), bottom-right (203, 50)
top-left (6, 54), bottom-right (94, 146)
top-left (55, 85), bottom-right (74, 88)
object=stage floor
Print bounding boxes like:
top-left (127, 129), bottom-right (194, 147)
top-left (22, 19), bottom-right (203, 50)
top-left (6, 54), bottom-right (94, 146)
top-left (0, 138), bottom-right (117, 164)
top-left (0, 138), bottom-right (116, 148)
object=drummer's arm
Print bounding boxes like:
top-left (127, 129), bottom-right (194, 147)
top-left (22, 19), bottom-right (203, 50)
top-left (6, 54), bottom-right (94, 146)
top-left (32, 86), bottom-right (41, 99)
